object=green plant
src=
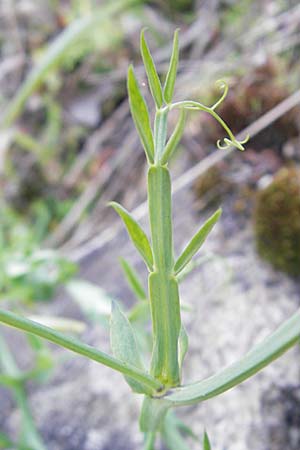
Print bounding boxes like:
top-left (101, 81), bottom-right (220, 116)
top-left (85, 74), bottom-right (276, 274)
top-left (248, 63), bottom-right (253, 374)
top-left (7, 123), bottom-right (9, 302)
top-left (0, 207), bottom-right (77, 303)
top-left (0, 0), bottom-right (140, 128)
top-left (0, 30), bottom-right (299, 449)
top-left (254, 166), bottom-right (300, 276)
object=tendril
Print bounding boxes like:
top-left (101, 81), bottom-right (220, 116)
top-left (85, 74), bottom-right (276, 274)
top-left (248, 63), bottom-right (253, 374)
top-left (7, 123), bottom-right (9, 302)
top-left (210, 80), bottom-right (229, 111)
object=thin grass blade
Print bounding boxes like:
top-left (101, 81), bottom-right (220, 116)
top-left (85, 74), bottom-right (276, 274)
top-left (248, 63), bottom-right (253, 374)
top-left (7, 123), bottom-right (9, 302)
top-left (140, 30), bottom-right (163, 108)
top-left (174, 209), bottom-right (222, 275)
top-left (109, 201), bottom-right (153, 271)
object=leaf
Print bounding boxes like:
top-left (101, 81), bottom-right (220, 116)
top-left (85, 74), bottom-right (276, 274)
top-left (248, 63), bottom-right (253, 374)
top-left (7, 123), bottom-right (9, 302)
top-left (110, 201), bottom-right (154, 270)
top-left (110, 301), bottom-right (149, 394)
top-left (0, 309), bottom-right (163, 392)
top-left (203, 431), bottom-right (211, 450)
top-left (140, 30), bottom-right (163, 108)
top-left (127, 65), bottom-right (154, 163)
top-left (161, 109), bottom-right (186, 165)
top-left (165, 309), bottom-right (300, 406)
top-left (66, 279), bottom-right (112, 324)
top-left (178, 325), bottom-right (189, 370)
top-left (174, 209), bottom-right (222, 275)
top-left (120, 258), bottom-right (147, 301)
top-left (163, 29), bottom-right (179, 104)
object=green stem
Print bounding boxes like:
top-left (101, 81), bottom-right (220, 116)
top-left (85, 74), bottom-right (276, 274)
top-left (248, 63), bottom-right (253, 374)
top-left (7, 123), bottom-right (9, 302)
top-left (148, 113), bottom-right (181, 386)
top-left (154, 109), bottom-right (168, 163)
top-left (0, 310), bottom-right (163, 393)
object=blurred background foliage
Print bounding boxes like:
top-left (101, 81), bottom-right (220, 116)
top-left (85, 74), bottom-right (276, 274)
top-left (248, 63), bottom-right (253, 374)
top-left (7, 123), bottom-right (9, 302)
top-left (0, 1), bottom-right (300, 448)
top-left (1, 0), bottom-right (300, 276)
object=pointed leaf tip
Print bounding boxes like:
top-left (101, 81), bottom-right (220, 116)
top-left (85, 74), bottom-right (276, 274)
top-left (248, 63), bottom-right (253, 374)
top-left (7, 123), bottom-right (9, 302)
top-left (164, 29), bottom-right (179, 104)
top-left (140, 29), bottom-right (163, 108)
top-left (203, 431), bottom-right (211, 450)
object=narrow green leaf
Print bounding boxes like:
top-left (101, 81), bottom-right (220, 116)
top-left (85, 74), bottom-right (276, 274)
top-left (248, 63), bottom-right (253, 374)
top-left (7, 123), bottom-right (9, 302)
top-left (140, 30), bottom-right (163, 108)
top-left (161, 109), bottom-right (186, 165)
top-left (165, 310), bottom-right (300, 406)
top-left (203, 431), bottom-right (211, 450)
top-left (178, 325), bottom-right (189, 370)
top-left (110, 301), bottom-right (149, 394)
top-left (0, 309), bottom-right (163, 392)
top-left (127, 65), bottom-right (154, 163)
top-left (163, 29), bottom-right (179, 104)
top-left (139, 396), bottom-right (171, 432)
top-left (109, 201), bottom-right (154, 271)
top-left (174, 209), bottom-right (222, 275)
top-left (120, 258), bottom-right (147, 301)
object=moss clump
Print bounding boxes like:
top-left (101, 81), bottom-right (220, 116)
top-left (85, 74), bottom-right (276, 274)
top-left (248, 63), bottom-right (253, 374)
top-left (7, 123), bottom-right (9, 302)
top-left (254, 166), bottom-right (300, 276)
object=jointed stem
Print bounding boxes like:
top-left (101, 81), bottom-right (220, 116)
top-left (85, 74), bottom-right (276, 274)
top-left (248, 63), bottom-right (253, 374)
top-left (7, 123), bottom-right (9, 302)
top-left (148, 113), bottom-right (181, 387)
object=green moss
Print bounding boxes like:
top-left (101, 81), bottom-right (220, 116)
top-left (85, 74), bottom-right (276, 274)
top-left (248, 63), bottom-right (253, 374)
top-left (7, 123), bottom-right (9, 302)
top-left (254, 166), bottom-right (300, 276)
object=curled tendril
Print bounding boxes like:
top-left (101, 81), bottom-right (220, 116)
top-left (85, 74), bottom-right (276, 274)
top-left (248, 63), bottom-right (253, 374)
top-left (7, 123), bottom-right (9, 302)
top-left (170, 90), bottom-right (250, 152)
top-left (217, 134), bottom-right (249, 151)
top-left (210, 80), bottom-right (229, 111)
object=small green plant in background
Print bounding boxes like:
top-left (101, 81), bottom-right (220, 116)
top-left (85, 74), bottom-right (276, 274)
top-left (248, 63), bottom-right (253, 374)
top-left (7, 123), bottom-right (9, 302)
top-left (254, 166), bottom-right (300, 277)
top-left (0, 30), bottom-right (299, 449)
top-left (0, 207), bottom-right (77, 304)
